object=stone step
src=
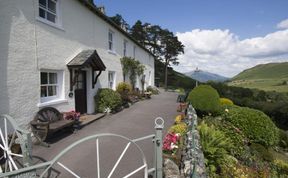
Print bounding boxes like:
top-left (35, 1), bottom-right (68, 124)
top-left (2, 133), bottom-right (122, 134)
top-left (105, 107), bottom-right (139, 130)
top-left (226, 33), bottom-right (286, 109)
top-left (78, 113), bottom-right (106, 128)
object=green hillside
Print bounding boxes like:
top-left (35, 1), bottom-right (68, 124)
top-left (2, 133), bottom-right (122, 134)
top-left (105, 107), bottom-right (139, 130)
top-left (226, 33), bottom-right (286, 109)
top-left (229, 62), bottom-right (288, 93)
top-left (233, 62), bottom-right (288, 80)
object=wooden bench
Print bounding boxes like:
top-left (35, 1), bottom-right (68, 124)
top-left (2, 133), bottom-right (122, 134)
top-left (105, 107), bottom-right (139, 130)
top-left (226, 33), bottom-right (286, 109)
top-left (30, 107), bottom-right (76, 143)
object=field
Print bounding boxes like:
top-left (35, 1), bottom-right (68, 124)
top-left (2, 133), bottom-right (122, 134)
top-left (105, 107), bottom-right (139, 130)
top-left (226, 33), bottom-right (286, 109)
top-left (229, 78), bottom-right (288, 93)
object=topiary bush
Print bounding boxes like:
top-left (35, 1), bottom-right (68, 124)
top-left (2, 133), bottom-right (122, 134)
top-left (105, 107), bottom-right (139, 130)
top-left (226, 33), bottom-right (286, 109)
top-left (223, 106), bottom-right (279, 147)
top-left (187, 85), bottom-right (220, 115)
top-left (220, 98), bottom-right (234, 106)
top-left (94, 88), bottom-right (122, 113)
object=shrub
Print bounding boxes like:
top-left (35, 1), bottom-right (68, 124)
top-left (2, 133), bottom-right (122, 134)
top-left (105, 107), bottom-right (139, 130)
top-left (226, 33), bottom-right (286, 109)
top-left (187, 85), bottom-right (221, 115)
top-left (220, 98), bottom-right (234, 106)
top-left (223, 106), bottom-right (279, 147)
top-left (116, 82), bottom-right (132, 93)
top-left (146, 86), bottom-right (160, 95)
top-left (273, 159), bottom-right (288, 176)
top-left (279, 130), bottom-right (288, 149)
top-left (175, 88), bottom-right (185, 94)
top-left (250, 143), bottom-right (274, 162)
top-left (197, 121), bottom-right (233, 176)
top-left (169, 123), bottom-right (187, 136)
top-left (203, 115), bottom-right (247, 157)
top-left (94, 88), bottom-right (122, 113)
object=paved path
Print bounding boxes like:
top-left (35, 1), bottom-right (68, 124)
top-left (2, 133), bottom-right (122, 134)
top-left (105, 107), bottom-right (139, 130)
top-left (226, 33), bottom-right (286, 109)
top-left (32, 90), bottom-right (178, 177)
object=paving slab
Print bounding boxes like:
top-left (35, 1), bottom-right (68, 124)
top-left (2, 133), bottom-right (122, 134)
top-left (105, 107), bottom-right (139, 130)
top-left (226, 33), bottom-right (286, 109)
top-left (32, 90), bottom-right (179, 177)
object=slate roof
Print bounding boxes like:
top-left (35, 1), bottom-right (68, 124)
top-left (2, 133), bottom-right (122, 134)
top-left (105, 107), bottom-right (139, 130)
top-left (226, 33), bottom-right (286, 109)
top-left (67, 50), bottom-right (106, 71)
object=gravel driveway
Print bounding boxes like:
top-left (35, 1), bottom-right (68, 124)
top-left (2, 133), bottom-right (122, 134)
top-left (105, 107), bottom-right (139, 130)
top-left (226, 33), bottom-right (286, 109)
top-left (32, 90), bottom-right (178, 177)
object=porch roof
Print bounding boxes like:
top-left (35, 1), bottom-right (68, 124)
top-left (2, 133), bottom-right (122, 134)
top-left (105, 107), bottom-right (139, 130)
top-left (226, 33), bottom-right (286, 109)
top-left (67, 50), bottom-right (106, 71)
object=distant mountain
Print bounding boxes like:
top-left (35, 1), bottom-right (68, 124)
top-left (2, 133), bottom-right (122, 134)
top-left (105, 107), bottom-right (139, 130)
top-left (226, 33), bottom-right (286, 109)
top-left (185, 70), bottom-right (229, 82)
top-left (233, 62), bottom-right (288, 80)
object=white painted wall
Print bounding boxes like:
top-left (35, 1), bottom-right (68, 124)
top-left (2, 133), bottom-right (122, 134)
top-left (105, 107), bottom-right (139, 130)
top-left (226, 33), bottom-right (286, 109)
top-left (0, 0), bottom-right (155, 127)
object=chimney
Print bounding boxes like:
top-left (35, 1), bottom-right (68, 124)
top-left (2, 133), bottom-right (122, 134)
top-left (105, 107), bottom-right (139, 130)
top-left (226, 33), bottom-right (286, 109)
top-left (97, 6), bottom-right (105, 14)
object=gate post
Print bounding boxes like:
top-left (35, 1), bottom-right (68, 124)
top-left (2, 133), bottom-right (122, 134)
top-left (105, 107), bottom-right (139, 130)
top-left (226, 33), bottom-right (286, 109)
top-left (154, 117), bottom-right (164, 178)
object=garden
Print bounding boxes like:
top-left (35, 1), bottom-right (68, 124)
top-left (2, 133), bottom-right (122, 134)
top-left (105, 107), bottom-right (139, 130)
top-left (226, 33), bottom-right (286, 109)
top-left (162, 85), bottom-right (288, 177)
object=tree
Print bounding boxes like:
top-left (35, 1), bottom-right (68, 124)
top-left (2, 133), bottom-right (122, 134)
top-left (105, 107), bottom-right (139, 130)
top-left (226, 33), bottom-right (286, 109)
top-left (159, 29), bottom-right (184, 89)
top-left (109, 14), bottom-right (130, 31)
top-left (130, 21), bottom-right (184, 89)
top-left (130, 20), bottom-right (147, 45)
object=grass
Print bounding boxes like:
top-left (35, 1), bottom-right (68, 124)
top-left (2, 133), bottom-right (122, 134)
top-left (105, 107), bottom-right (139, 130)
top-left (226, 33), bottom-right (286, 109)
top-left (229, 78), bottom-right (288, 93)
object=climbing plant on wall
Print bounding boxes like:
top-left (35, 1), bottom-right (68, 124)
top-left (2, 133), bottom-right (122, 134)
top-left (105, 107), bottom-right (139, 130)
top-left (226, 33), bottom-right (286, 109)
top-left (120, 57), bottom-right (145, 89)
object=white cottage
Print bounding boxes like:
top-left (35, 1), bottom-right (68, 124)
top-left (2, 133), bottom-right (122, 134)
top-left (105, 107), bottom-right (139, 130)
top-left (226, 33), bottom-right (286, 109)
top-left (0, 0), bottom-right (155, 127)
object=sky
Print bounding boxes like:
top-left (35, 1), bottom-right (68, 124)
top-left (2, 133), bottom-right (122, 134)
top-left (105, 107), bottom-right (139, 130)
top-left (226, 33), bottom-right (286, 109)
top-left (94, 0), bottom-right (288, 77)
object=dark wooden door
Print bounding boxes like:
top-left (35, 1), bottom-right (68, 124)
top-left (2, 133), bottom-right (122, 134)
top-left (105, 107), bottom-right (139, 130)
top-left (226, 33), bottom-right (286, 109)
top-left (75, 71), bottom-right (87, 114)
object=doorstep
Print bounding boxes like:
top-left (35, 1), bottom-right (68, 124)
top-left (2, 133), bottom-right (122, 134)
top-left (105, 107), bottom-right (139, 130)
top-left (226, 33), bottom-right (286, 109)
top-left (78, 113), bottom-right (106, 128)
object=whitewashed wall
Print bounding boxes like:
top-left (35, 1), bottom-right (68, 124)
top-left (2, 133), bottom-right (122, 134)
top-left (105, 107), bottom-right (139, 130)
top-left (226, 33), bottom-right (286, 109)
top-left (0, 0), bottom-right (155, 127)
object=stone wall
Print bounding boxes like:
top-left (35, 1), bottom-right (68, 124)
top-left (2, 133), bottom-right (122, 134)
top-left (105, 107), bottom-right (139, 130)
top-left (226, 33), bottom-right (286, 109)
top-left (181, 105), bottom-right (206, 177)
top-left (163, 104), bottom-right (206, 178)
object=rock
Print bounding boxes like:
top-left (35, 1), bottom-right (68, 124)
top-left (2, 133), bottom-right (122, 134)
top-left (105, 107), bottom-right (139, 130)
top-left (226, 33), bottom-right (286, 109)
top-left (163, 158), bottom-right (181, 178)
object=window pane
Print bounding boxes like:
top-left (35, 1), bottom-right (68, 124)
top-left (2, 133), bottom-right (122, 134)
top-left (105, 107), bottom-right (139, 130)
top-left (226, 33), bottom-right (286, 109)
top-left (48, 0), bottom-right (56, 13)
top-left (41, 86), bottom-right (47, 97)
top-left (49, 73), bottom-right (57, 84)
top-left (47, 12), bottom-right (56, 23)
top-left (109, 32), bottom-right (112, 41)
top-left (48, 86), bottom-right (57, 96)
top-left (109, 42), bottom-right (112, 50)
top-left (39, 8), bottom-right (46, 18)
top-left (41, 72), bottom-right (48, 84)
top-left (39, 0), bottom-right (46, 8)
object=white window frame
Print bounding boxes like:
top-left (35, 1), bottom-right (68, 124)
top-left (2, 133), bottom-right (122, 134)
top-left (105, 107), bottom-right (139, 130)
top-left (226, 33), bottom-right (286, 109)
top-left (148, 71), bottom-right (152, 86)
top-left (123, 40), bottom-right (128, 57)
top-left (40, 70), bottom-right (64, 103)
top-left (108, 30), bottom-right (114, 51)
top-left (108, 71), bottom-right (116, 90)
top-left (133, 45), bottom-right (136, 58)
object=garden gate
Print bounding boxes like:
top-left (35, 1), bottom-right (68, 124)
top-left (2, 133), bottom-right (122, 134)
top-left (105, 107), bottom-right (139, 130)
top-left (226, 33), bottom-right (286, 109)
top-left (0, 115), bottom-right (164, 178)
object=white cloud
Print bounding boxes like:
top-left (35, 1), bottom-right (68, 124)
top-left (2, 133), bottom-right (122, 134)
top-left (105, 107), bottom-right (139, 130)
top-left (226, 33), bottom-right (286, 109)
top-left (277, 19), bottom-right (288, 29)
top-left (174, 28), bottom-right (288, 78)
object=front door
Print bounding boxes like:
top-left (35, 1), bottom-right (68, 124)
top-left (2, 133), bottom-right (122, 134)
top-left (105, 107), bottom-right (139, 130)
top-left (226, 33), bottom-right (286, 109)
top-left (75, 70), bottom-right (87, 114)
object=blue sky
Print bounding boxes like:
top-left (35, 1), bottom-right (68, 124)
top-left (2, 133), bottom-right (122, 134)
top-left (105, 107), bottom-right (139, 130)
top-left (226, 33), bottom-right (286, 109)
top-left (94, 0), bottom-right (288, 77)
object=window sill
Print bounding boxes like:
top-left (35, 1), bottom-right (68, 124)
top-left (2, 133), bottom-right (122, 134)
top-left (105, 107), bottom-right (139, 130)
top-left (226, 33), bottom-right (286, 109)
top-left (36, 17), bottom-right (65, 31)
top-left (37, 99), bottom-right (68, 108)
top-left (108, 50), bottom-right (117, 55)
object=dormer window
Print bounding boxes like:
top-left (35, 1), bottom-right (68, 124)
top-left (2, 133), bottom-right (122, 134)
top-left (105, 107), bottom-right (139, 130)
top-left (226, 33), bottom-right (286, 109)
top-left (39, 0), bottom-right (58, 23)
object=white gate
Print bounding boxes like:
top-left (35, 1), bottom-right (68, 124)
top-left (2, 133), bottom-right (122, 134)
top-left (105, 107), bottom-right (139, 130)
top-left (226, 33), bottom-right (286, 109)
top-left (0, 115), bottom-right (164, 178)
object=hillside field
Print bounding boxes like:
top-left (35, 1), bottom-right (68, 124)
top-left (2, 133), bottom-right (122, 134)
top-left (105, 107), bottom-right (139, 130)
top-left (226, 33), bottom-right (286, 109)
top-left (229, 78), bottom-right (288, 93)
top-left (229, 62), bottom-right (288, 93)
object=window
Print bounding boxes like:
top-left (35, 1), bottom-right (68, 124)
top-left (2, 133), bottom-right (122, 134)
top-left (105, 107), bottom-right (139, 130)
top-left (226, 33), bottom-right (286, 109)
top-left (108, 31), bottom-right (114, 51)
top-left (108, 71), bottom-right (116, 90)
top-left (40, 70), bottom-right (63, 103)
top-left (38, 0), bottom-right (58, 23)
top-left (133, 46), bottom-right (136, 58)
top-left (123, 40), bottom-right (128, 56)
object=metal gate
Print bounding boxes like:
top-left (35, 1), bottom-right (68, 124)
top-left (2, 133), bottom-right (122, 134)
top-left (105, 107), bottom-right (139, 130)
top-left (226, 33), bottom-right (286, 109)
top-left (0, 115), bottom-right (164, 178)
